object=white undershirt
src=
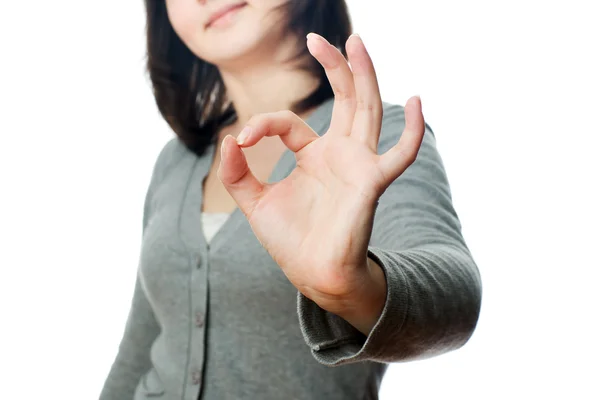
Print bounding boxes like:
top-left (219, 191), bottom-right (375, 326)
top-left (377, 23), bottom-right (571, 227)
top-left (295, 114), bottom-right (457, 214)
top-left (201, 212), bottom-right (231, 244)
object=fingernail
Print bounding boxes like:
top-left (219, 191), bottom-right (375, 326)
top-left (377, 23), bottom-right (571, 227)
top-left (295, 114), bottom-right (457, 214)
top-left (307, 32), bottom-right (328, 45)
top-left (307, 33), bottom-right (338, 68)
top-left (220, 136), bottom-right (228, 160)
top-left (349, 33), bottom-right (364, 48)
top-left (237, 126), bottom-right (251, 145)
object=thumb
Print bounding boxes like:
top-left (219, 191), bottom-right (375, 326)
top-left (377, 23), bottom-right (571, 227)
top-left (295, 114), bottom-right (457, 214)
top-left (217, 135), bottom-right (265, 216)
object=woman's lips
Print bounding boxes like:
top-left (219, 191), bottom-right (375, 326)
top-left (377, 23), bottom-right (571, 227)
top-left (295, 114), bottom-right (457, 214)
top-left (206, 3), bottom-right (247, 28)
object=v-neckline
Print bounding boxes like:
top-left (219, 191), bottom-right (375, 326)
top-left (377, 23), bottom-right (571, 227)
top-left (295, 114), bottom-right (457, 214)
top-left (188, 97), bottom-right (334, 253)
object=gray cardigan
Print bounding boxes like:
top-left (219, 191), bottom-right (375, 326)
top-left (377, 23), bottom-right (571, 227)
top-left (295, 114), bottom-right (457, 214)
top-left (99, 98), bottom-right (482, 400)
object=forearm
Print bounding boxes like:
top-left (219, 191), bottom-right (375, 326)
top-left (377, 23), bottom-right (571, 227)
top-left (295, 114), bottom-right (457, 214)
top-left (295, 103), bottom-right (481, 366)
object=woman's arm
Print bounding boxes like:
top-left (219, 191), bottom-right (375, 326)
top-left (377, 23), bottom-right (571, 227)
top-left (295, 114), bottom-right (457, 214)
top-left (99, 273), bottom-right (161, 399)
top-left (99, 139), bottom-right (181, 398)
top-left (298, 103), bottom-right (482, 365)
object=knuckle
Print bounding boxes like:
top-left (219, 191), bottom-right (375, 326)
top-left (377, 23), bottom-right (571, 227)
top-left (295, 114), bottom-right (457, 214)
top-left (247, 113), bottom-right (263, 126)
top-left (332, 86), bottom-right (354, 102)
top-left (279, 109), bottom-right (296, 120)
top-left (356, 99), bottom-right (382, 115)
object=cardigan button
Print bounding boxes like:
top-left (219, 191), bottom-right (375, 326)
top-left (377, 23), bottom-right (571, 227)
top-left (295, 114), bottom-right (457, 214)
top-left (195, 312), bottom-right (204, 328)
top-left (191, 370), bottom-right (201, 385)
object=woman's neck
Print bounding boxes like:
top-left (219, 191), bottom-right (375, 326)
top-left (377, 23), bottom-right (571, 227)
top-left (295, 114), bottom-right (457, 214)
top-left (218, 60), bottom-right (320, 126)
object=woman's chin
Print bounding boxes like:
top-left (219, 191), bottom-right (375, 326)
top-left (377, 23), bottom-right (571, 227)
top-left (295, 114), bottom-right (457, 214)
top-left (198, 49), bottom-right (252, 69)
top-left (194, 37), bottom-right (263, 69)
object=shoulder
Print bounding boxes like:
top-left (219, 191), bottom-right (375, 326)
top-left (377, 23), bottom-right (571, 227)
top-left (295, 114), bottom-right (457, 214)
top-left (380, 102), bottom-right (405, 141)
top-left (382, 101), bottom-right (405, 118)
top-left (149, 137), bottom-right (189, 189)
top-left (378, 100), bottom-right (437, 152)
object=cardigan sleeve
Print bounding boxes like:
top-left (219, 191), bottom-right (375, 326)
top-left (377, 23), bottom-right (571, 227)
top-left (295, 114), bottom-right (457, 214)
top-left (99, 139), bottom-right (180, 399)
top-left (297, 103), bottom-right (482, 366)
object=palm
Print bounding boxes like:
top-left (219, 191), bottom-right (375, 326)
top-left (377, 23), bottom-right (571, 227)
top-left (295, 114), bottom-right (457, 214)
top-left (250, 136), bottom-right (382, 297)
top-left (217, 33), bottom-right (425, 306)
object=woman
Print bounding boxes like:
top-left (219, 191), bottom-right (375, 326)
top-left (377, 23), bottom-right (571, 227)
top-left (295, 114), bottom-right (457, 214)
top-left (100, 0), bottom-right (482, 399)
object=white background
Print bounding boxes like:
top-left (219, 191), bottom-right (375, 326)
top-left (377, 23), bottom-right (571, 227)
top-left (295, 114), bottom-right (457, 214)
top-left (1, 0), bottom-right (599, 398)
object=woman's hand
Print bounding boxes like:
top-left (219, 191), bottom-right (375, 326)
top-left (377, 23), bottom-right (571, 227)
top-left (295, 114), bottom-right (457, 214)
top-left (217, 33), bottom-right (425, 332)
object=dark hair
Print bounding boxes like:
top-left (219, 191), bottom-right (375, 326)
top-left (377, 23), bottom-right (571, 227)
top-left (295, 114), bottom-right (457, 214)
top-left (144, 0), bottom-right (352, 156)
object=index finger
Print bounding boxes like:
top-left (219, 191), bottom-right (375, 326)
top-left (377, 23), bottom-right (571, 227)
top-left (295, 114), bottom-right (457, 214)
top-left (236, 110), bottom-right (319, 153)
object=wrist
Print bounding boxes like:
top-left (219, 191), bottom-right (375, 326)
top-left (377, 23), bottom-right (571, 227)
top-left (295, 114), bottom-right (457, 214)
top-left (336, 256), bottom-right (387, 336)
